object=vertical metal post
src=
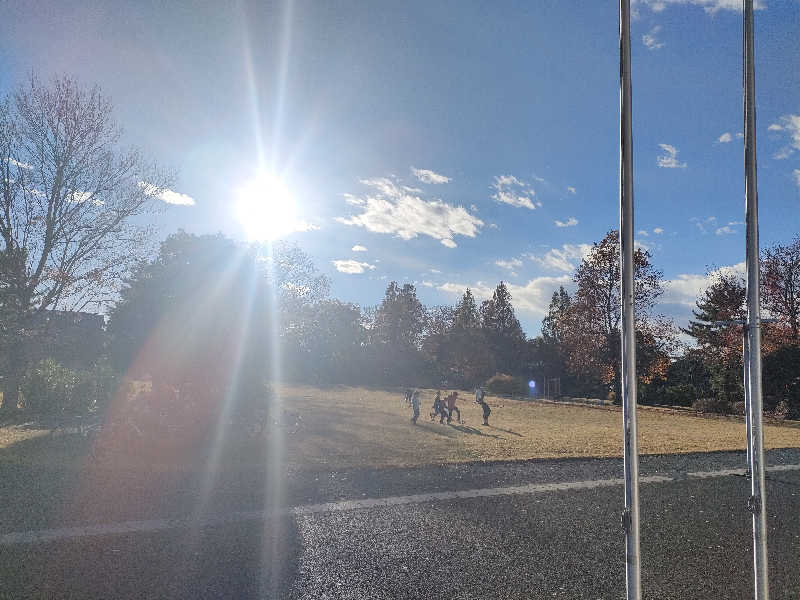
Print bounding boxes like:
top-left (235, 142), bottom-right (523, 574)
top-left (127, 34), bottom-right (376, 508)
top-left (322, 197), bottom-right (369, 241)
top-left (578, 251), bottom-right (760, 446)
top-left (743, 1), bottom-right (769, 598)
top-left (743, 328), bottom-right (752, 471)
top-left (619, 1), bottom-right (640, 598)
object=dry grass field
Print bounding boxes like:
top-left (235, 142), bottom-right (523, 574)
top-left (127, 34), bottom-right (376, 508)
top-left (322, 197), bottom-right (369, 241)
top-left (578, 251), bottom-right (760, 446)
top-left (277, 386), bottom-right (800, 470)
top-left (2, 385), bottom-right (800, 472)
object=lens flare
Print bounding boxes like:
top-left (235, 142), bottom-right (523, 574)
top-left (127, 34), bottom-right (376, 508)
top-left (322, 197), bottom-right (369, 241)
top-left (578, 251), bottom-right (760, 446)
top-left (235, 173), bottom-right (297, 242)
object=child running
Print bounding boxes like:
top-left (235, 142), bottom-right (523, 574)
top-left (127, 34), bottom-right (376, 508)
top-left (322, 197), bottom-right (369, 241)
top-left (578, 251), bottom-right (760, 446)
top-left (430, 390), bottom-right (447, 423)
top-left (410, 390), bottom-right (420, 424)
top-left (445, 392), bottom-right (462, 424)
top-left (475, 387), bottom-right (491, 426)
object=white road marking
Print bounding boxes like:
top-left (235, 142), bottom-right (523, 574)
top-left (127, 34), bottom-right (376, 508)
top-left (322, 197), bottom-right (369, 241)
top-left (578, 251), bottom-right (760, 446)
top-left (2, 463), bottom-right (798, 546)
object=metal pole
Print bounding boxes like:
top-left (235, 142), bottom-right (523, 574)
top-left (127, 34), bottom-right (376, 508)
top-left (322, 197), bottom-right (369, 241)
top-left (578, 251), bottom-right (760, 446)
top-left (743, 1), bottom-right (769, 597)
top-left (743, 328), bottom-right (752, 472)
top-left (619, 1), bottom-right (640, 598)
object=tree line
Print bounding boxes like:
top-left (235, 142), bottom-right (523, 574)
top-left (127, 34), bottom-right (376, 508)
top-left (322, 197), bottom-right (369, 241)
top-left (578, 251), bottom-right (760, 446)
top-left (1, 74), bottom-right (798, 420)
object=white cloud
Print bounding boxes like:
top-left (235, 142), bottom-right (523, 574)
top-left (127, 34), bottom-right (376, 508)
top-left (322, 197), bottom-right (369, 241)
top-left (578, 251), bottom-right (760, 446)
top-left (638, 230), bottom-right (649, 237)
top-left (491, 175), bottom-right (537, 210)
top-left (567, 186), bottom-right (576, 195)
top-left (736, 132), bottom-right (744, 138)
top-left (657, 143), bottom-right (687, 169)
top-left (690, 216), bottom-right (717, 234)
top-left (774, 147), bottom-right (793, 160)
top-left (715, 225), bottom-right (736, 235)
top-left (66, 190), bottom-right (104, 206)
top-left (496, 258), bottom-right (523, 271)
top-left (662, 262), bottom-right (746, 308)
top-left (633, 0), bottom-right (764, 15)
top-left (555, 217), bottom-right (579, 228)
top-left (642, 25), bottom-right (665, 50)
top-left (138, 181), bottom-right (196, 206)
top-left (8, 158), bottom-right (33, 170)
top-left (488, 223), bottom-right (499, 230)
top-left (529, 243), bottom-right (593, 273)
top-left (439, 275), bottom-right (573, 318)
top-left (717, 132), bottom-right (733, 143)
top-left (653, 227), bottom-right (664, 234)
top-left (768, 114), bottom-right (800, 160)
top-left (429, 268), bottom-right (441, 274)
top-left (351, 245), bottom-right (367, 252)
top-left (337, 177), bottom-right (483, 248)
top-left (411, 167), bottom-right (451, 185)
top-left (794, 169), bottom-right (800, 188)
top-left (332, 259), bottom-right (376, 274)
top-left (421, 281), bottom-right (435, 288)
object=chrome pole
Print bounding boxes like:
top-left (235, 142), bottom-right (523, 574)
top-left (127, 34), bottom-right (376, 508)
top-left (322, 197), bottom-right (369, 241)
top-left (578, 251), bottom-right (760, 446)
top-left (619, 1), bottom-right (640, 598)
top-left (743, 1), bottom-right (769, 598)
top-left (743, 327), bottom-right (752, 472)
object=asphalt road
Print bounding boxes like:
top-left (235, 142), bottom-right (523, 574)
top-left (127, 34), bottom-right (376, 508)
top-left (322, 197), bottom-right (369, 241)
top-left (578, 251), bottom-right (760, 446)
top-left (3, 450), bottom-right (800, 599)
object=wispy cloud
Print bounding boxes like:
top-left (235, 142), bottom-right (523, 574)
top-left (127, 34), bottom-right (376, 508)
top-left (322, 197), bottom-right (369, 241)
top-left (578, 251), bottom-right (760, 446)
top-left (495, 257), bottom-right (523, 271)
top-left (717, 132), bottom-right (733, 143)
top-left (769, 114), bottom-right (800, 160)
top-left (529, 243), bottom-right (592, 273)
top-left (554, 217), bottom-right (578, 228)
top-left (351, 245), bottom-right (367, 252)
top-left (332, 259), bottom-right (376, 274)
top-left (138, 181), bottom-right (196, 206)
top-left (421, 281), bottom-right (435, 288)
top-left (657, 143), bottom-right (687, 169)
top-left (491, 175), bottom-right (540, 210)
top-left (794, 169), bottom-right (800, 188)
top-left (567, 186), bottom-right (576, 195)
top-left (8, 158), bottom-right (33, 170)
top-left (638, 230), bottom-right (649, 237)
top-left (690, 216), bottom-right (717, 234)
top-left (715, 222), bottom-right (741, 235)
top-left (642, 25), bottom-right (665, 50)
top-left (653, 227), bottom-right (664, 234)
top-left (337, 177), bottom-right (482, 248)
top-left (634, 0), bottom-right (764, 15)
top-left (411, 167), bottom-right (451, 184)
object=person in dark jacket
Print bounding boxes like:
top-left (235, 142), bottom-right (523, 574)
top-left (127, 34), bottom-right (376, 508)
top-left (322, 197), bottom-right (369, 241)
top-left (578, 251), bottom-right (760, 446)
top-left (475, 387), bottom-right (491, 426)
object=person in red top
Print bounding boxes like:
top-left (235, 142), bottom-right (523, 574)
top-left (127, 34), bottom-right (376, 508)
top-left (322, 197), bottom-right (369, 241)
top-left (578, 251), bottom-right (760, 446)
top-left (444, 392), bottom-right (462, 424)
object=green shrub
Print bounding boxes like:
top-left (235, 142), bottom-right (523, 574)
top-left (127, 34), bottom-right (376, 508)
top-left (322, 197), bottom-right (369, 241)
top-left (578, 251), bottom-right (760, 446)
top-left (485, 373), bottom-right (528, 397)
top-left (21, 359), bottom-right (78, 414)
top-left (692, 397), bottom-right (731, 415)
top-left (21, 358), bottom-right (118, 415)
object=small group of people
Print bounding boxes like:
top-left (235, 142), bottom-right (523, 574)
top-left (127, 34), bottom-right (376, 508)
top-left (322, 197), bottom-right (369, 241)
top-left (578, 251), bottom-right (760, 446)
top-left (430, 390), bottom-right (462, 424)
top-left (406, 387), bottom-right (491, 426)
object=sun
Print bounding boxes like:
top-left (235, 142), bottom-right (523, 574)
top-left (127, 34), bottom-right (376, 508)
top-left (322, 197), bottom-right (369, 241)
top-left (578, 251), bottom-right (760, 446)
top-left (235, 173), bottom-right (297, 242)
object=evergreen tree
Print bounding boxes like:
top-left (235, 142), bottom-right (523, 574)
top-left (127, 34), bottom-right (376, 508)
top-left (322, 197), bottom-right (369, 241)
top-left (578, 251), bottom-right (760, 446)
top-left (480, 282), bottom-right (525, 375)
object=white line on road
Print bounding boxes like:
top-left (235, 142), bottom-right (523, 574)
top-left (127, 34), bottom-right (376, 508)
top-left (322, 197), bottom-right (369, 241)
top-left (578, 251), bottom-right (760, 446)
top-left (2, 463), bottom-right (798, 546)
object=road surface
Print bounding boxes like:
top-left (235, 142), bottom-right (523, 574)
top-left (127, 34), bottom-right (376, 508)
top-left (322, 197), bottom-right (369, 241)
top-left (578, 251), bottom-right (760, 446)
top-left (2, 449), bottom-right (800, 598)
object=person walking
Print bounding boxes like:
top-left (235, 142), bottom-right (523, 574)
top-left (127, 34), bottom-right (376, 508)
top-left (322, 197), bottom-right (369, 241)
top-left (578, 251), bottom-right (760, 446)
top-left (475, 387), bottom-right (491, 426)
top-left (410, 390), bottom-right (420, 424)
top-left (430, 390), bottom-right (444, 422)
top-left (445, 392), bottom-right (462, 424)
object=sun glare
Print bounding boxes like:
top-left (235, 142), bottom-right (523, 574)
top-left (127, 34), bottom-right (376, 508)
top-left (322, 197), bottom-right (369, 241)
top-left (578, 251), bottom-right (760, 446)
top-left (235, 173), bottom-right (297, 242)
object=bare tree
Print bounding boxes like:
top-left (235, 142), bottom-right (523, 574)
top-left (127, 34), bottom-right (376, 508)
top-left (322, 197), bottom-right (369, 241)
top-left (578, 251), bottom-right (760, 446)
top-left (761, 237), bottom-right (800, 342)
top-left (0, 74), bottom-right (171, 410)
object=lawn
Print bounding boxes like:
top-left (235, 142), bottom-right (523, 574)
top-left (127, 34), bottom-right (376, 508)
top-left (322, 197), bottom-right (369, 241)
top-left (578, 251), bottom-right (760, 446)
top-left (2, 385), bottom-right (800, 472)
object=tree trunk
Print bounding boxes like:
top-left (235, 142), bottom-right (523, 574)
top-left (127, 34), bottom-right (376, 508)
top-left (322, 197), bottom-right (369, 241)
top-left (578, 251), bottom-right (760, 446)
top-left (2, 339), bottom-right (24, 414)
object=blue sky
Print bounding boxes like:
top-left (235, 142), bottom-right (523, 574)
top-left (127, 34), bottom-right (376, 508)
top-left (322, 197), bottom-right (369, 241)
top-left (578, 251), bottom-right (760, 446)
top-left (1, 1), bottom-right (798, 335)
